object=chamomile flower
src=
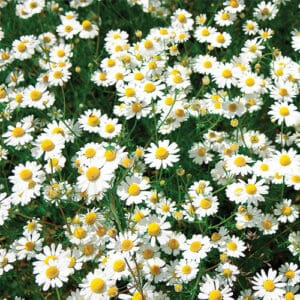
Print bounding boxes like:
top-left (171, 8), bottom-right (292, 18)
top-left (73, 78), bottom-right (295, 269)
top-left (24, 83), bottom-right (55, 109)
top-left (175, 259), bottom-right (198, 283)
top-left (212, 62), bottom-right (237, 88)
top-left (56, 19), bottom-right (81, 39)
top-left (226, 154), bottom-right (253, 176)
top-left (12, 35), bottom-right (38, 60)
top-left (79, 19), bottom-right (98, 39)
top-left (161, 232), bottom-right (186, 256)
top-left (0, 248), bottom-right (16, 276)
top-left (274, 199), bottom-right (299, 223)
top-left (253, 1), bottom-right (279, 20)
top-left (77, 161), bottom-right (114, 197)
top-left (214, 9), bottom-right (237, 27)
top-left (144, 140), bottom-right (180, 169)
top-left (14, 231), bottom-right (43, 260)
top-left (171, 9), bottom-right (194, 31)
top-left (3, 120), bottom-right (34, 148)
top-left (198, 275), bottom-right (234, 300)
top-left (217, 262), bottom-right (240, 286)
top-left (252, 268), bottom-right (285, 300)
top-left (48, 66), bottom-right (71, 86)
top-left (78, 109), bottom-right (102, 133)
top-left (143, 257), bottom-right (167, 283)
top-left (117, 174), bottom-right (150, 205)
top-left (137, 215), bottom-right (171, 247)
top-left (221, 235), bottom-right (247, 258)
top-left (79, 268), bottom-right (114, 299)
top-left (105, 254), bottom-right (131, 281)
top-left (269, 101), bottom-right (299, 126)
top-left (271, 148), bottom-right (300, 176)
top-left (210, 31), bottom-right (232, 48)
top-left (182, 234), bottom-right (211, 262)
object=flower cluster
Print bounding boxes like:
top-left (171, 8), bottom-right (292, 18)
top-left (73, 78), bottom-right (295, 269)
top-left (0, 0), bottom-right (300, 299)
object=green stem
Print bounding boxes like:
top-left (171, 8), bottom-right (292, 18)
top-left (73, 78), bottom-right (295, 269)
top-left (55, 288), bottom-right (61, 300)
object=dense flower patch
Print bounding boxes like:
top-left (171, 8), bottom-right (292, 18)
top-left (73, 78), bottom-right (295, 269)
top-left (0, 0), bottom-right (300, 299)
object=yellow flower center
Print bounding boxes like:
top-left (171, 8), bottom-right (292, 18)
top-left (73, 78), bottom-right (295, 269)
top-left (68, 256), bottom-right (76, 268)
top-left (30, 90), bottom-right (42, 101)
top-left (203, 60), bottom-right (212, 68)
top-left (96, 226), bottom-right (107, 236)
top-left (200, 198), bottom-right (212, 209)
top-left (227, 241), bottom-right (237, 251)
top-left (209, 290), bottom-right (222, 300)
top-left (285, 292), bottom-right (295, 300)
top-left (12, 127), bottom-right (25, 137)
top-left (279, 88), bottom-right (288, 97)
top-left (245, 184), bottom-right (257, 195)
top-left (104, 150), bottom-right (116, 161)
top-left (121, 239), bottom-right (134, 251)
top-left (107, 286), bottom-right (118, 297)
top-left (85, 148), bottom-right (96, 158)
top-left (87, 115), bottom-right (99, 127)
top-left (24, 241), bottom-right (35, 251)
top-left (125, 87), bottom-right (135, 97)
top-left (182, 265), bottom-right (192, 274)
top-left (143, 249), bottom-right (153, 259)
top-left (216, 33), bottom-right (225, 43)
top-left (164, 97), bottom-right (174, 106)
top-left (82, 20), bottom-right (92, 31)
top-left (279, 154), bottom-right (291, 166)
top-left (64, 25), bottom-right (73, 33)
top-left (113, 259), bottom-right (126, 272)
top-left (245, 77), bottom-right (255, 86)
top-left (44, 255), bottom-right (57, 264)
top-left (41, 139), bottom-right (55, 152)
top-left (57, 49), bottom-right (65, 57)
top-left (291, 175), bottom-right (300, 183)
top-left (128, 183), bottom-right (141, 196)
top-left (230, 0), bottom-right (239, 8)
top-left (105, 124), bottom-right (115, 133)
top-left (168, 238), bottom-right (179, 250)
top-left (222, 69), bottom-right (232, 78)
top-left (150, 264), bottom-right (161, 276)
top-left (281, 205), bottom-right (292, 216)
top-left (99, 73), bottom-right (107, 81)
top-left (85, 212), bottom-right (97, 225)
top-left (147, 222), bottom-right (161, 236)
top-left (223, 268), bottom-right (232, 277)
top-left (148, 61), bottom-right (157, 69)
top-left (275, 68), bottom-right (283, 76)
top-left (90, 278), bottom-right (106, 294)
top-left (173, 75), bottom-right (183, 84)
top-left (134, 211), bottom-right (144, 222)
top-left (201, 28), bottom-right (210, 36)
top-left (221, 12), bottom-right (230, 20)
top-left (190, 241), bottom-right (202, 252)
top-left (285, 269), bottom-right (295, 279)
top-left (131, 102), bottom-right (142, 113)
top-left (262, 220), bottom-right (272, 229)
top-left (134, 72), bottom-right (144, 81)
top-left (19, 169), bottom-right (33, 181)
top-left (155, 147), bottom-right (169, 160)
top-left (177, 13), bottom-right (186, 23)
top-left (85, 167), bottom-right (100, 181)
top-left (45, 266), bottom-right (59, 279)
top-left (73, 227), bottom-right (87, 239)
top-left (17, 42), bottom-right (27, 52)
top-left (279, 106), bottom-right (289, 116)
top-left (1, 52), bottom-right (10, 60)
top-left (144, 82), bottom-right (156, 93)
top-left (263, 279), bottom-right (275, 292)
top-left (234, 156), bottom-right (246, 167)
top-left (144, 39), bottom-right (153, 49)
top-left (15, 94), bottom-right (23, 103)
top-left (211, 232), bottom-right (221, 242)
top-left (53, 70), bottom-right (63, 79)
top-left (26, 222), bottom-right (36, 231)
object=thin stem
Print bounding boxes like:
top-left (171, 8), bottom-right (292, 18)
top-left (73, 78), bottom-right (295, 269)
top-left (55, 288), bottom-right (61, 300)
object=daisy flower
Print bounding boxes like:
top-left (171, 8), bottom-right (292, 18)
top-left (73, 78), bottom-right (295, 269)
top-left (198, 275), bottom-right (234, 300)
top-left (257, 213), bottom-right (279, 235)
top-left (274, 199), bottom-right (299, 223)
top-left (221, 235), bottom-right (247, 258)
top-left (252, 268), bottom-right (285, 300)
top-left (279, 262), bottom-right (300, 286)
top-left (253, 1), bottom-right (279, 20)
top-left (269, 101), bottom-right (298, 126)
top-left (212, 62), bottom-right (237, 89)
top-left (175, 259), bottom-right (198, 283)
top-left (105, 254), bottom-right (131, 281)
top-left (78, 109), bottom-right (103, 133)
top-left (161, 232), bottom-right (186, 256)
top-left (144, 140), bottom-right (180, 169)
top-left (270, 148), bottom-right (300, 176)
top-left (14, 231), bottom-right (43, 260)
top-left (182, 234), bottom-right (212, 262)
top-left (48, 66), bottom-right (71, 86)
top-left (2, 120), bottom-right (34, 148)
top-left (143, 257), bottom-right (167, 283)
top-left (171, 9), bottom-right (194, 31)
top-left (56, 19), bottom-right (80, 40)
top-left (137, 215), bottom-right (171, 247)
top-left (77, 161), bottom-right (114, 197)
top-left (193, 195), bottom-right (219, 219)
top-left (0, 247), bottom-right (16, 276)
top-left (225, 154), bottom-right (253, 176)
top-left (217, 262), bottom-right (240, 286)
top-left (79, 19), bottom-right (98, 39)
top-left (210, 31), bottom-right (232, 48)
top-left (79, 268), bottom-right (114, 299)
top-left (31, 133), bottom-right (65, 160)
top-left (12, 35), bottom-right (38, 60)
top-left (99, 116), bottom-right (122, 139)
